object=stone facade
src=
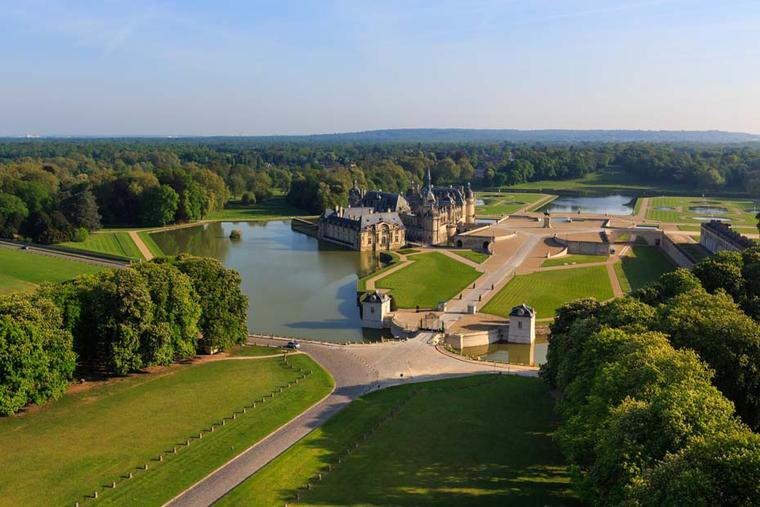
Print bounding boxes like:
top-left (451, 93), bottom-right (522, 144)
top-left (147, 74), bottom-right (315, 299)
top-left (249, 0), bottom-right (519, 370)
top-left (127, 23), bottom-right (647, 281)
top-left (700, 220), bottom-right (755, 254)
top-left (318, 170), bottom-right (476, 251)
top-left (508, 304), bottom-right (535, 344)
top-left (361, 291), bottom-right (391, 329)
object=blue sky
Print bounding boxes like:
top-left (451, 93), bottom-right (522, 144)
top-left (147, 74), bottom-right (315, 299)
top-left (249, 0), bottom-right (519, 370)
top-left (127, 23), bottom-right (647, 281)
top-left (1, 0), bottom-right (759, 135)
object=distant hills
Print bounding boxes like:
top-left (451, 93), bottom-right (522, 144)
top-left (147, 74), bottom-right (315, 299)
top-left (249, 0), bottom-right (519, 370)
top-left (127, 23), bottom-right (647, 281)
top-left (282, 128), bottom-right (760, 144)
top-left (5, 128), bottom-right (760, 144)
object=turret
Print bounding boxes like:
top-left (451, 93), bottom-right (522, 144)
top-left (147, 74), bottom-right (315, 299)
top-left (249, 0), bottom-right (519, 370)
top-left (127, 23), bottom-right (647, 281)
top-left (465, 182), bottom-right (476, 224)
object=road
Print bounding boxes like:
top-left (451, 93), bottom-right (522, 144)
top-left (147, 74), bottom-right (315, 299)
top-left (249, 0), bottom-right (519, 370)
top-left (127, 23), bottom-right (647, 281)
top-left (166, 333), bottom-right (535, 507)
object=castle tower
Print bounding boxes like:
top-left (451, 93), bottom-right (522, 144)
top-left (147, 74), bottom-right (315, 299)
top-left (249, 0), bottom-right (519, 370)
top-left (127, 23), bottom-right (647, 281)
top-left (508, 304), bottom-right (535, 344)
top-left (464, 182), bottom-right (475, 224)
top-left (361, 291), bottom-right (391, 329)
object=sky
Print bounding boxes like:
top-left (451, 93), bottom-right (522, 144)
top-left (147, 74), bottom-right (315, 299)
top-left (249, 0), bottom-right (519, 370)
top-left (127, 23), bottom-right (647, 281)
top-left (1, 0), bottom-right (759, 136)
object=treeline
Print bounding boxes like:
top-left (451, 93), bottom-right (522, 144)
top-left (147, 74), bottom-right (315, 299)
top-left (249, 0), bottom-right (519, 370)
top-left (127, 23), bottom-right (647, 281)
top-left (0, 255), bottom-right (247, 416)
top-left (3, 140), bottom-right (760, 238)
top-left (542, 253), bottom-right (760, 504)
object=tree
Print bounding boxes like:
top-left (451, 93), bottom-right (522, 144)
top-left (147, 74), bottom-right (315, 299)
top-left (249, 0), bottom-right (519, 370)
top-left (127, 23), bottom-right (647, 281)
top-left (59, 184), bottom-right (101, 230)
top-left (170, 255), bottom-right (248, 351)
top-left (0, 192), bottom-right (29, 237)
top-left (633, 432), bottom-right (760, 506)
top-left (0, 294), bottom-right (76, 415)
top-left (133, 262), bottom-right (201, 361)
top-left (692, 251), bottom-right (745, 302)
top-left (139, 184), bottom-right (179, 226)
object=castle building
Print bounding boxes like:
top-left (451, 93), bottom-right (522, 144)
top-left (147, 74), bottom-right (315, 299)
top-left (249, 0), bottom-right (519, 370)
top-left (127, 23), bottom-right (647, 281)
top-left (317, 169), bottom-right (476, 251)
top-left (700, 220), bottom-right (755, 254)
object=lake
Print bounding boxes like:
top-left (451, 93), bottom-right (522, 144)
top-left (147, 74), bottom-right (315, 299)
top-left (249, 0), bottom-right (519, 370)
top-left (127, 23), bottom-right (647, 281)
top-left (539, 194), bottom-right (635, 215)
top-left (151, 220), bottom-right (386, 343)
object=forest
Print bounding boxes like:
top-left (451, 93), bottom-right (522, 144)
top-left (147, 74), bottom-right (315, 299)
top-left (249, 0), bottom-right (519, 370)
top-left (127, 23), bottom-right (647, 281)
top-left (1, 139), bottom-right (760, 242)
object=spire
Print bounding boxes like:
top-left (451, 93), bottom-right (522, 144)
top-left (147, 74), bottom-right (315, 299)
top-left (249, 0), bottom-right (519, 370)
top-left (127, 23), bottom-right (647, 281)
top-left (427, 167), bottom-right (432, 190)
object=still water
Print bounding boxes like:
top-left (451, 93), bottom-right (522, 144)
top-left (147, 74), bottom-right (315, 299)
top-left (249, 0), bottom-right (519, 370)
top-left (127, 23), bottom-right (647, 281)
top-left (151, 220), bottom-right (385, 343)
top-left (540, 194), bottom-right (635, 216)
top-left (460, 335), bottom-right (549, 367)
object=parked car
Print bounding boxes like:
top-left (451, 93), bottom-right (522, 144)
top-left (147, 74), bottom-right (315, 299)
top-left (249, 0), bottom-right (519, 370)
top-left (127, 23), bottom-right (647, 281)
top-left (286, 340), bottom-right (301, 349)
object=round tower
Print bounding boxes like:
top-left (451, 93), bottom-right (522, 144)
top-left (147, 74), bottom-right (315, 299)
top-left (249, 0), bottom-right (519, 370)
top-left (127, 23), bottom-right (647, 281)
top-left (464, 182), bottom-right (475, 224)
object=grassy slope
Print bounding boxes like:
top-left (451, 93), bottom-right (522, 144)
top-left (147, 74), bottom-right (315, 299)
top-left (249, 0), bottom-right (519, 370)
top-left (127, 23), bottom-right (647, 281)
top-left (61, 231), bottom-right (144, 259)
top-left (646, 196), bottom-right (758, 226)
top-left (0, 247), bottom-right (104, 294)
top-left (0, 355), bottom-right (333, 507)
top-left (219, 375), bottom-right (577, 507)
top-left (375, 252), bottom-right (481, 308)
top-left (482, 266), bottom-right (613, 318)
top-left (230, 344), bottom-right (287, 357)
top-left (137, 231), bottom-right (164, 257)
top-left (452, 249), bottom-right (490, 264)
top-left (614, 245), bottom-right (675, 293)
top-left (476, 192), bottom-right (549, 216)
top-left (207, 197), bottom-right (311, 221)
top-left (542, 254), bottom-right (606, 267)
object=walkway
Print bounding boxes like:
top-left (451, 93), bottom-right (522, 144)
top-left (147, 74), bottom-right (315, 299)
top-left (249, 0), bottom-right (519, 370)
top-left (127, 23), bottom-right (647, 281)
top-left (166, 333), bottom-right (531, 507)
top-left (636, 197), bottom-right (651, 219)
top-left (128, 231), bottom-right (154, 261)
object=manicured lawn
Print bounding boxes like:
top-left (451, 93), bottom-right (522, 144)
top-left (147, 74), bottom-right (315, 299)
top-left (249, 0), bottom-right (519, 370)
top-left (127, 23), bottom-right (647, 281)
top-left (646, 196), bottom-right (759, 226)
top-left (0, 355), bottom-right (333, 506)
top-left (357, 252), bottom-right (402, 292)
top-left (0, 247), bottom-right (104, 294)
top-left (542, 254), bottom-right (606, 267)
top-left (398, 248), bottom-right (419, 254)
top-left (678, 243), bottom-right (712, 263)
top-left (230, 344), bottom-right (287, 357)
top-left (375, 252), bottom-right (481, 308)
top-left (61, 231), bottom-right (144, 259)
top-left (207, 197), bottom-right (311, 221)
top-left (219, 375), bottom-right (578, 507)
top-left (482, 266), bottom-right (613, 318)
top-left (613, 245), bottom-right (675, 293)
top-left (476, 192), bottom-right (549, 216)
top-left (452, 249), bottom-right (490, 264)
top-left (137, 231), bottom-right (164, 257)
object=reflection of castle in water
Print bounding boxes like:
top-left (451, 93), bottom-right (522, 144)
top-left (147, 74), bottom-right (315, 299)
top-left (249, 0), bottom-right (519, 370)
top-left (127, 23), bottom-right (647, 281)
top-left (461, 335), bottom-right (549, 367)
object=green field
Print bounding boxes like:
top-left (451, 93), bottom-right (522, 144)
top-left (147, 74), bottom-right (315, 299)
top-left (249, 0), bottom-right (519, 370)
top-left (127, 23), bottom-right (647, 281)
top-left (61, 231), bottom-right (144, 259)
top-left (0, 355), bottom-right (333, 506)
top-left (476, 192), bottom-right (549, 216)
top-left (230, 344), bottom-right (288, 357)
top-left (542, 254), bottom-right (606, 267)
top-left (0, 247), bottom-right (104, 294)
top-left (482, 266), bottom-right (614, 318)
top-left (207, 197), bottom-right (311, 221)
top-left (375, 252), bottom-right (481, 308)
top-left (452, 248), bottom-right (490, 264)
top-left (614, 245), bottom-right (675, 293)
top-left (646, 196), bottom-right (759, 226)
top-left (505, 169), bottom-right (673, 194)
top-left (137, 231), bottom-right (164, 257)
top-left (219, 375), bottom-right (577, 507)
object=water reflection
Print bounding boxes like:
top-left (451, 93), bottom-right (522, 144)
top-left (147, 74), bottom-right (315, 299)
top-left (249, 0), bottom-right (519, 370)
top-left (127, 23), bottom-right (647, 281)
top-left (151, 220), bottom-right (386, 342)
top-left (539, 195), bottom-right (635, 216)
top-left (460, 335), bottom-right (549, 367)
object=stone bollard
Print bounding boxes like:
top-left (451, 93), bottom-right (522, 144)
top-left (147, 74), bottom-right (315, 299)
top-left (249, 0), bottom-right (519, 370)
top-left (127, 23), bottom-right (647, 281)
top-left (232, 413), bottom-right (237, 420)
top-left (242, 407), bottom-right (247, 413)
top-left (199, 432), bottom-right (203, 439)
top-left (159, 455), bottom-right (163, 462)
top-left (186, 439), bottom-right (190, 446)
top-left (111, 481), bottom-right (117, 488)
top-left (172, 447), bottom-right (177, 453)
top-left (93, 491), bottom-right (98, 499)
top-left (222, 419), bottom-right (226, 426)
top-left (128, 472), bottom-right (133, 479)
top-left (144, 464), bottom-right (149, 470)
top-left (253, 403), bottom-right (256, 408)
top-left (211, 425), bottom-right (215, 432)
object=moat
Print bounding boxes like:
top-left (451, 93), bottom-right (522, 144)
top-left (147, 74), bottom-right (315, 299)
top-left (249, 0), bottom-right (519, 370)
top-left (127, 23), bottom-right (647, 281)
top-left (152, 220), bottom-right (387, 343)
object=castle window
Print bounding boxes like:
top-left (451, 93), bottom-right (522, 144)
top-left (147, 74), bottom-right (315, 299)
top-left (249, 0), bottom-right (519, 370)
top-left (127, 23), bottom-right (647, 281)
top-left (518, 321), bottom-right (523, 329)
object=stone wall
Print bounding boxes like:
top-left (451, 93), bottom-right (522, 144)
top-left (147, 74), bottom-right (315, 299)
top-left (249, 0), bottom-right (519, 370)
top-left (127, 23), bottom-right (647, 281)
top-left (660, 233), bottom-right (695, 268)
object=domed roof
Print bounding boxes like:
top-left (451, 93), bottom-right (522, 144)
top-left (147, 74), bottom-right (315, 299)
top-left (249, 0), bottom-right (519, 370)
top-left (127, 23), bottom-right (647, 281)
top-left (464, 182), bottom-right (474, 199)
top-left (509, 304), bottom-right (535, 318)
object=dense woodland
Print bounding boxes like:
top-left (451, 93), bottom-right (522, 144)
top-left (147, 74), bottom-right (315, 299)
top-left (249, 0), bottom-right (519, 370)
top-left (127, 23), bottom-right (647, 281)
top-left (542, 248), bottom-right (760, 505)
top-left (0, 255), bottom-right (247, 415)
top-left (1, 139), bottom-right (760, 241)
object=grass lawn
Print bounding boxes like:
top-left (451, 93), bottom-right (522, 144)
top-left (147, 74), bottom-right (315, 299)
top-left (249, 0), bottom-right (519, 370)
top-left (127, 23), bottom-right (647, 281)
top-left (357, 252), bottom-right (402, 292)
top-left (646, 196), bottom-right (759, 226)
top-left (476, 192), bottom-right (549, 216)
top-left (138, 231), bottom-right (164, 257)
top-left (452, 249), bottom-right (490, 264)
top-left (504, 168), bottom-right (699, 195)
top-left (229, 344), bottom-right (287, 357)
top-left (678, 243), bottom-right (712, 264)
top-left (542, 254), bottom-right (606, 267)
top-left (398, 248), bottom-right (419, 254)
top-left (219, 375), bottom-right (578, 507)
top-left (613, 245), bottom-right (675, 293)
top-left (207, 197), bottom-right (311, 221)
top-left (482, 266), bottom-right (613, 318)
top-left (0, 355), bottom-right (333, 506)
top-left (61, 231), bottom-right (144, 260)
top-left (0, 247), bottom-right (104, 294)
top-left (375, 252), bottom-right (481, 308)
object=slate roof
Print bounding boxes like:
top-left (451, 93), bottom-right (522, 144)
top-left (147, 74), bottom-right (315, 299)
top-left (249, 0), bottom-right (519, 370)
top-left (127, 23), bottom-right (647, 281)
top-left (702, 220), bottom-right (755, 249)
top-left (361, 191), bottom-right (410, 213)
top-left (322, 207), bottom-right (405, 231)
top-left (509, 304), bottom-right (535, 318)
